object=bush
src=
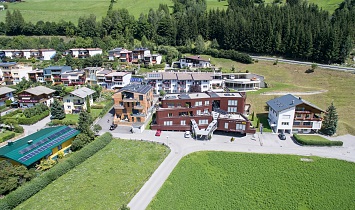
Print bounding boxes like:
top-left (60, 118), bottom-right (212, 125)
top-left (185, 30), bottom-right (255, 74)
top-left (18, 111), bottom-right (49, 125)
top-left (293, 134), bottom-right (343, 146)
top-left (49, 119), bottom-right (77, 126)
top-left (5, 100), bottom-right (12, 107)
top-left (2, 110), bottom-right (22, 119)
top-left (0, 132), bottom-right (15, 143)
top-left (13, 125), bottom-right (24, 133)
top-left (0, 133), bottom-right (113, 209)
top-left (91, 105), bottom-right (104, 109)
top-left (99, 100), bottom-right (114, 118)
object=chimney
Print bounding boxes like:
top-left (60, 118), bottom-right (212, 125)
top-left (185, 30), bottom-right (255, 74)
top-left (291, 100), bottom-right (294, 105)
top-left (27, 140), bottom-right (33, 144)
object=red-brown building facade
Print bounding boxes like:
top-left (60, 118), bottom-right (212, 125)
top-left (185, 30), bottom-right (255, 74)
top-left (151, 92), bottom-right (256, 135)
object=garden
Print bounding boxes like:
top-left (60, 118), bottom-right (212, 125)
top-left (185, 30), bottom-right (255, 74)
top-left (15, 139), bottom-right (169, 209)
top-left (148, 151), bottom-right (355, 210)
top-left (293, 134), bottom-right (343, 146)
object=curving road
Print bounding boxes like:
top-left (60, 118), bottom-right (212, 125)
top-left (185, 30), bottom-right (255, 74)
top-left (106, 130), bottom-right (355, 210)
top-left (250, 56), bottom-right (355, 72)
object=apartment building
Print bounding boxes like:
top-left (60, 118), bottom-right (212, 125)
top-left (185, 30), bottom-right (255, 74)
top-left (0, 49), bottom-right (56, 60)
top-left (112, 84), bottom-right (154, 125)
top-left (18, 86), bottom-right (55, 108)
top-left (146, 72), bottom-right (222, 94)
top-left (28, 69), bottom-right (44, 83)
top-left (84, 67), bottom-right (104, 85)
top-left (43, 66), bottom-right (72, 85)
top-left (108, 47), bottom-right (162, 65)
top-left (0, 62), bottom-right (32, 85)
top-left (151, 91), bottom-right (255, 138)
top-left (267, 94), bottom-right (324, 134)
top-left (65, 48), bottom-right (102, 58)
top-left (61, 70), bottom-right (86, 86)
top-left (172, 55), bottom-right (211, 68)
top-left (96, 69), bottom-right (112, 87)
top-left (104, 71), bottom-right (132, 90)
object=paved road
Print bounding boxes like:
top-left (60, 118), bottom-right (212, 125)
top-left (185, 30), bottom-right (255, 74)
top-left (21, 115), bottom-right (51, 136)
top-left (108, 130), bottom-right (355, 210)
top-left (251, 56), bottom-right (355, 72)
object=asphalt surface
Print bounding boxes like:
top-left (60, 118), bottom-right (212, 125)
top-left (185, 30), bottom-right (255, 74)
top-left (251, 56), bottom-right (355, 72)
top-left (105, 130), bottom-right (355, 210)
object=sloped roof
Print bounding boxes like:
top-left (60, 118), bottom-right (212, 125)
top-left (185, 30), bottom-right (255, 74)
top-left (0, 62), bottom-right (17, 67)
top-left (24, 86), bottom-right (55, 96)
top-left (191, 73), bottom-right (213, 80)
top-left (176, 73), bottom-right (192, 80)
top-left (70, 87), bottom-right (95, 98)
top-left (0, 126), bottom-right (80, 166)
top-left (0, 87), bottom-right (15, 95)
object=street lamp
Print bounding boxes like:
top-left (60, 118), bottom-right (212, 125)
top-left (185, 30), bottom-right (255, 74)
top-left (166, 136), bottom-right (169, 145)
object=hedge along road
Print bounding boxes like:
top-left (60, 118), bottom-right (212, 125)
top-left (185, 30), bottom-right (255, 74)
top-left (107, 130), bottom-right (355, 210)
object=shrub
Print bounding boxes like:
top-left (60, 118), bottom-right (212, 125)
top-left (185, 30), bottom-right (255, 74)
top-left (0, 132), bottom-right (15, 143)
top-left (99, 100), bottom-right (114, 118)
top-left (5, 100), bottom-right (12, 107)
top-left (18, 111), bottom-right (49, 125)
top-left (91, 105), bottom-right (104, 109)
top-left (93, 124), bottom-right (102, 132)
top-left (13, 125), bottom-right (24, 133)
top-left (0, 133), bottom-right (113, 209)
top-left (293, 134), bottom-right (343, 146)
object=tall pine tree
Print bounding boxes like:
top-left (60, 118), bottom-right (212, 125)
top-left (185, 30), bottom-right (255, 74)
top-left (50, 99), bottom-right (65, 120)
top-left (320, 102), bottom-right (338, 136)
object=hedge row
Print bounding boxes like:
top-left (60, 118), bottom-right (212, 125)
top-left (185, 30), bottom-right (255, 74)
top-left (0, 132), bottom-right (15, 143)
top-left (49, 119), bottom-right (77, 126)
top-left (2, 109), bottom-right (22, 119)
top-left (0, 132), bottom-right (113, 210)
top-left (18, 111), bottom-right (50, 125)
top-left (99, 100), bottom-right (114, 117)
top-left (91, 104), bottom-right (104, 109)
top-left (293, 134), bottom-right (343, 146)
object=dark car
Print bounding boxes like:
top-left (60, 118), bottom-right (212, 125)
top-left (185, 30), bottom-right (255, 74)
top-left (278, 132), bottom-right (286, 140)
top-left (109, 124), bottom-right (117, 131)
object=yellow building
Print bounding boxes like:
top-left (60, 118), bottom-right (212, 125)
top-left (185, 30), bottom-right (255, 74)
top-left (0, 126), bottom-right (80, 167)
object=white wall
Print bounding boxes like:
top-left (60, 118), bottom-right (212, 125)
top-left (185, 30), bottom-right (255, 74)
top-left (89, 50), bottom-right (102, 56)
top-left (42, 51), bottom-right (56, 60)
top-left (276, 107), bottom-right (295, 132)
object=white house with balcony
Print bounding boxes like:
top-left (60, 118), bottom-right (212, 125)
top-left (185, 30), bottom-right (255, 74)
top-left (104, 72), bottom-right (132, 90)
top-left (63, 87), bottom-right (95, 114)
top-left (266, 94), bottom-right (324, 134)
top-left (173, 55), bottom-right (211, 68)
top-left (0, 87), bottom-right (15, 106)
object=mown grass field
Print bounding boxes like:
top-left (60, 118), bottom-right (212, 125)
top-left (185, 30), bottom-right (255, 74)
top-left (148, 151), bottom-right (355, 210)
top-left (205, 55), bottom-right (355, 135)
top-left (16, 139), bottom-right (170, 209)
top-left (0, 0), bottom-right (342, 23)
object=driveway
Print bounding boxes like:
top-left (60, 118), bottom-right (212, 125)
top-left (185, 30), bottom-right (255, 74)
top-left (21, 115), bottom-right (51, 136)
top-left (122, 131), bottom-right (355, 210)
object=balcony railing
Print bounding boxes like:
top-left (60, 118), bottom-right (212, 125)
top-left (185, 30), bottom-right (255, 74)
top-left (74, 102), bottom-right (84, 105)
top-left (114, 104), bottom-right (124, 109)
top-left (293, 124), bottom-right (313, 128)
top-left (19, 99), bottom-right (39, 103)
top-left (131, 113), bottom-right (146, 117)
top-left (134, 105), bottom-right (144, 110)
top-left (44, 78), bottom-right (52, 81)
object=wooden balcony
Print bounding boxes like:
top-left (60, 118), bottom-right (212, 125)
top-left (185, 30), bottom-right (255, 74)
top-left (114, 104), bottom-right (125, 109)
top-left (134, 105), bottom-right (144, 110)
top-left (45, 78), bottom-right (52, 81)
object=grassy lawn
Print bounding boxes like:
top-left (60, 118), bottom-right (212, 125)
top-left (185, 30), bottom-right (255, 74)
top-left (207, 56), bottom-right (355, 135)
top-left (0, 130), bottom-right (15, 143)
top-left (16, 139), bottom-right (170, 209)
top-left (0, 0), bottom-right (341, 23)
top-left (148, 151), bottom-right (355, 210)
top-left (296, 134), bottom-right (331, 142)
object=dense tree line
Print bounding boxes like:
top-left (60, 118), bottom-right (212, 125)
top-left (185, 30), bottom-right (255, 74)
top-left (0, 0), bottom-right (354, 64)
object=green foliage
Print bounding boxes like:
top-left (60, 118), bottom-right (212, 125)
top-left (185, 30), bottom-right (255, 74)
top-left (149, 152), bottom-right (355, 209)
top-left (320, 102), bottom-right (338, 136)
top-left (159, 90), bottom-right (166, 96)
top-left (71, 133), bottom-right (93, 151)
top-left (17, 138), bottom-right (169, 209)
top-left (0, 160), bottom-right (35, 196)
top-left (86, 97), bottom-right (91, 113)
top-left (0, 133), bottom-right (113, 209)
top-left (50, 99), bottom-right (66, 120)
top-left (120, 204), bottom-right (130, 210)
top-left (36, 159), bottom-right (57, 171)
top-left (0, 132), bottom-right (15, 143)
top-left (195, 35), bottom-right (206, 54)
top-left (293, 134), bottom-right (343, 146)
top-left (91, 104), bottom-right (104, 109)
top-left (49, 119), bottom-right (77, 126)
top-left (99, 100), bottom-right (114, 118)
top-left (18, 111), bottom-right (50, 125)
top-left (5, 100), bottom-right (12, 107)
top-left (93, 124), bottom-right (102, 133)
top-left (13, 125), bottom-right (24, 134)
top-left (23, 104), bottom-right (49, 118)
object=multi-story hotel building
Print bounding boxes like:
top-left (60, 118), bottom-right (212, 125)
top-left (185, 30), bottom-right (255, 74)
top-left (0, 62), bottom-right (32, 85)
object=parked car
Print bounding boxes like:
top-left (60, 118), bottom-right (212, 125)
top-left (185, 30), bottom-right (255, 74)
top-left (278, 132), bottom-right (286, 140)
top-left (184, 131), bottom-right (191, 138)
top-left (155, 130), bottom-right (162, 136)
top-left (109, 124), bottom-right (117, 131)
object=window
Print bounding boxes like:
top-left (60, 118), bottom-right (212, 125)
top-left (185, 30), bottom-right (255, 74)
top-left (228, 100), bottom-right (238, 106)
top-left (199, 119), bottom-right (208, 125)
top-left (195, 101), bottom-right (202, 106)
top-left (66, 99), bottom-right (70, 102)
top-left (303, 122), bottom-right (312, 126)
top-left (164, 121), bottom-right (173, 126)
top-left (236, 124), bottom-right (246, 130)
top-left (168, 113), bottom-right (173, 117)
top-left (228, 107), bottom-right (237, 113)
top-left (203, 85), bottom-right (208, 89)
top-left (282, 115), bottom-right (291, 119)
top-left (296, 114), bottom-right (302, 118)
top-left (305, 114), bottom-right (310, 119)
top-left (205, 101), bottom-right (209, 106)
top-left (196, 110), bottom-right (201, 115)
top-left (57, 145), bottom-right (62, 150)
top-left (139, 95), bottom-right (143, 100)
top-left (181, 120), bottom-right (186, 125)
top-left (293, 121), bottom-right (301, 125)
top-left (281, 122), bottom-right (289, 125)
top-left (204, 109), bottom-right (209, 114)
top-left (67, 106), bottom-right (71, 109)
top-left (224, 123), bottom-right (229, 129)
